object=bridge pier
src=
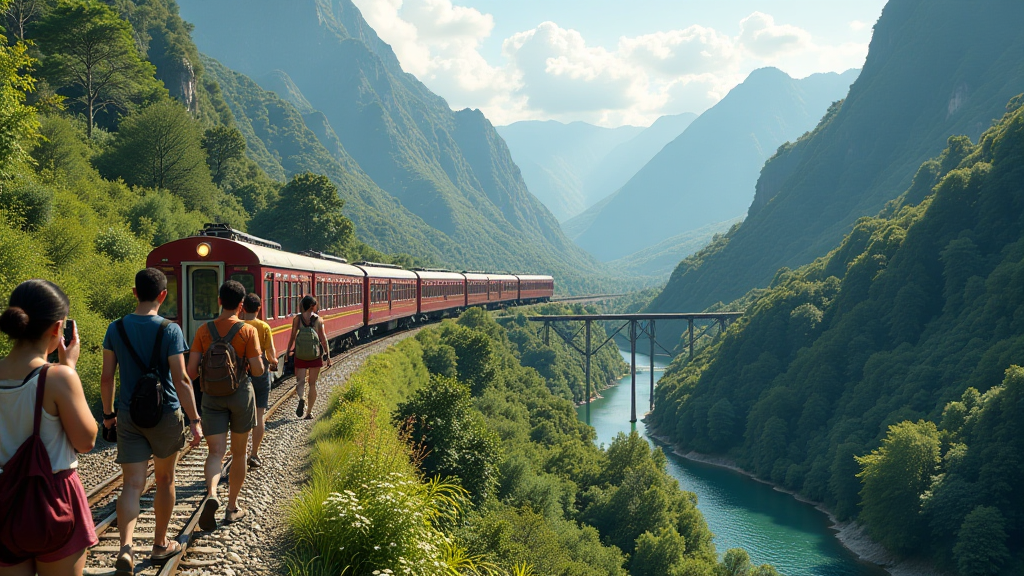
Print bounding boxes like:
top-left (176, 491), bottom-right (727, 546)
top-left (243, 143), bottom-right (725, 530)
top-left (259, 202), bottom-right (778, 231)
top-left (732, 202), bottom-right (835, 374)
top-left (630, 320), bottom-right (637, 423)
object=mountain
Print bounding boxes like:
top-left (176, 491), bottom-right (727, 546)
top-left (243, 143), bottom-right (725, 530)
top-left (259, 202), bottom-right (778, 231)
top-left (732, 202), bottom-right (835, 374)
top-left (496, 121), bottom-right (643, 221)
top-left (607, 217), bottom-right (741, 278)
top-left (650, 0), bottom-right (1024, 321)
top-left (176, 0), bottom-right (604, 288)
top-left (579, 112), bottom-right (698, 217)
top-left (649, 97), bottom-right (1024, 573)
top-left (569, 67), bottom-right (858, 261)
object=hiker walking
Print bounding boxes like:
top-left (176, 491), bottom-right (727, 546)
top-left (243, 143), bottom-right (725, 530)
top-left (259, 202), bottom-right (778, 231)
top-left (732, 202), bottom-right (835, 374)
top-left (240, 293), bottom-right (277, 469)
top-left (99, 268), bottom-right (202, 574)
top-left (186, 281), bottom-right (263, 530)
top-left (0, 280), bottom-right (98, 576)
top-left (286, 295), bottom-right (332, 419)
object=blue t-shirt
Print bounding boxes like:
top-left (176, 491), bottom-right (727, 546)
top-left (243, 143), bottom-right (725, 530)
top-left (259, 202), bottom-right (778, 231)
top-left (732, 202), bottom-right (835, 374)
top-left (103, 314), bottom-right (188, 413)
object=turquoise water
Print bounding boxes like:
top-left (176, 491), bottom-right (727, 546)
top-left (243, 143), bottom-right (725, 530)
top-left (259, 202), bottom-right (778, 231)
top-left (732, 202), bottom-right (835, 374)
top-left (577, 347), bottom-right (888, 576)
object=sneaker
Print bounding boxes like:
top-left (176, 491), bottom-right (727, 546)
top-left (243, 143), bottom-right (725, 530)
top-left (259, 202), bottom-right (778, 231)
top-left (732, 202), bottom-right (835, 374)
top-left (199, 496), bottom-right (220, 531)
top-left (224, 507), bottom-right (247, 523)
top-left (247, 455), bottom-right (262, 469)
top-left (296, 398), bottom-right (305, 418)
top-left (114, 544), bottom-right (134, 576)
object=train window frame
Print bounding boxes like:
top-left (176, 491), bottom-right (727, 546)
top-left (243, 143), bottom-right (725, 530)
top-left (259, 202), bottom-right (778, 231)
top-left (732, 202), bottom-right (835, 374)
top-left (264, 279), bottom-right (274, 320)
top-left (163, 276), bottom-right (179, 319)
top-left (230, 272), bottom-right (255, 296)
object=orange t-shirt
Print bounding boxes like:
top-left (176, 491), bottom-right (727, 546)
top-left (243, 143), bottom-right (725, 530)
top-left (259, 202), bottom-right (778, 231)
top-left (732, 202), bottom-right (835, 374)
top-left (190, 317), bottom-right (262, 365)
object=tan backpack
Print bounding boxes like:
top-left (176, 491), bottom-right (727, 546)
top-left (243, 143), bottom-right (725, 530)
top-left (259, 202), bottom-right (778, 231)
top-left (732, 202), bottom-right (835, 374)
top-left (199, 321), bottom-right (246, 397)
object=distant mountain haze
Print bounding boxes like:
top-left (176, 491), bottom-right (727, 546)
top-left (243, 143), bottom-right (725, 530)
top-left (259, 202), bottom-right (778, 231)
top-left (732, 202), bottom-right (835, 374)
top-left (570, 67), bottom-right (859, 262)
top-left (650, 0), bottom-right (1024, 324)
top-left (496, 121), bottom-right (643, 221)
top-left (177, 0), bottom-right (604, 288)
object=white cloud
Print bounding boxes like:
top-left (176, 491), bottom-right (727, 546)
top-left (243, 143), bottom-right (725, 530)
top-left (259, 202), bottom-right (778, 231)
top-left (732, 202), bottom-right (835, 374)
top-left (849, 20), bottom-right (868, 31)
top-left (738, 12), bottom-right (812, 58)
top-left (351, 1), bottom-right (871, 126)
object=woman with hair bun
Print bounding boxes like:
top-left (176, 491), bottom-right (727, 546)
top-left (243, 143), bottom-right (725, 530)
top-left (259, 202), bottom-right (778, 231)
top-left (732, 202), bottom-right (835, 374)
top-left (0, 279), bottom-right (99, 576)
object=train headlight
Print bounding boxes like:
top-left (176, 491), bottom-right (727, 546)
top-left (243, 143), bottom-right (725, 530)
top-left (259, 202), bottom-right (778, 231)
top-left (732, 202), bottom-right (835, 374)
top-left (196, 242), bottom-right (211, 258)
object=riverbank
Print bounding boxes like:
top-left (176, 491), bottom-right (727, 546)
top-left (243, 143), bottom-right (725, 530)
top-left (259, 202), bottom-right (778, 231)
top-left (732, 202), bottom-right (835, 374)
top-left (646, 431), bottom-right (947, 576)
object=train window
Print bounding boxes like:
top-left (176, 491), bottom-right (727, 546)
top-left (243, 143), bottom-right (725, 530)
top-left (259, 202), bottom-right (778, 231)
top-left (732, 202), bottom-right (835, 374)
top-left (264, 280), bottom-right (274, 319)
top-left (290, 282), bottom-right (298, 314)
top-left (276, 281), bottom-right (283, 318)
top-left (191, 269), bottom-right (219, 320)
top-left (231, 273), bottom-right (255, 295)
top-left (163, 277), bottom-right (179, 319)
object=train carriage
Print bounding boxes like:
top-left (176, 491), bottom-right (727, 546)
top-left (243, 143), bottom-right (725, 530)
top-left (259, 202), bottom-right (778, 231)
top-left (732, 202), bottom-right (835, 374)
top-left (354, 262), bottom-right (418, 331)
top-left (414, 269), bottom-right (466, 319)
top-left (146, 226), bottom-right (365, 378)
top-left (515, 274), bottom-right (554, 303)
top-left (486, 273), bottom-right (520, 305)
top-left (463, 273), bottom-right (490, 307)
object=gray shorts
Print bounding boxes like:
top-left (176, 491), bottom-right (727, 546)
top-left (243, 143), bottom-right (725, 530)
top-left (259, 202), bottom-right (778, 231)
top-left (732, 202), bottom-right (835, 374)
top-left (251, 359), bottom-right (271, 409)
top-left (201, 380), bottom-right (256, 436)
top-left (116, 409), bottom-right (186, 464)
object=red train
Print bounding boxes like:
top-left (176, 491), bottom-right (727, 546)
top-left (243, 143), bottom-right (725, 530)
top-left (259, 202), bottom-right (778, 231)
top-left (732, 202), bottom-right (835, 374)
top-left (146, 225), bottom-right (554, 378)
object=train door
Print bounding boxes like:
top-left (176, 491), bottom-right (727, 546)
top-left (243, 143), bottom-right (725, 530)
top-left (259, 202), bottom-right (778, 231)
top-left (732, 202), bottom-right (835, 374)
top-left (181, 262), bottom-right (224, 345)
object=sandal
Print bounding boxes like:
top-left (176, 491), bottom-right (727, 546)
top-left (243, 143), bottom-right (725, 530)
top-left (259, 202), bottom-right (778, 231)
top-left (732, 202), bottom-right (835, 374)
top-left (247, 455), bottom-right (262, 469)
top-left (224, 507), bottom-right (247, 523)
top-left (114, 544), bottom-right (134, 576)
top-left (303, 413), bottom-right (313, 420)
top-left (199, 496), bottom-right (220, 531)
top-left (150, 539), bottom-right (182, 562)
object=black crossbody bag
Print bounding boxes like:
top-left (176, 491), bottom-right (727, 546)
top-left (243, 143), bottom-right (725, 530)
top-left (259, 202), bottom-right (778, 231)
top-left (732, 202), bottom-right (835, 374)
top-left (115, 318), bottom-right (171, 429)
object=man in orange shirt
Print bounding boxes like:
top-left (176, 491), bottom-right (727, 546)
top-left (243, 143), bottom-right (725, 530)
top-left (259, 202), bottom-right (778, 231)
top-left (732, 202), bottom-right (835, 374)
top-left (186, 281), bottom-right (264, 530)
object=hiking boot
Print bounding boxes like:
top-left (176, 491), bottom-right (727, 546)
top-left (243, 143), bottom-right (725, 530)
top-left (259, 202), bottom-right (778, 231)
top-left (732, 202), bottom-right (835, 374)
top-left (114, 544), bottom-right (134, 576)
top-left (224, 507), bottom-right (247, 524)
top-left (199, 496), bottom-right (220, 531)
top-left (296, 398), bottom-right (305, 418)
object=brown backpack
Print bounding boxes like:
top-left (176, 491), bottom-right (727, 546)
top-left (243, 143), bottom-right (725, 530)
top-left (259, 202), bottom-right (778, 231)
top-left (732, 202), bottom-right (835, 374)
top-left (199, 322), bottom-right (246, 397)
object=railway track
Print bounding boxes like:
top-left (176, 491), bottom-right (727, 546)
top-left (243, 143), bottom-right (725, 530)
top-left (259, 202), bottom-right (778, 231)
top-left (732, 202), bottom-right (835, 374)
top-left (81, 332), bottom-right (404, 576)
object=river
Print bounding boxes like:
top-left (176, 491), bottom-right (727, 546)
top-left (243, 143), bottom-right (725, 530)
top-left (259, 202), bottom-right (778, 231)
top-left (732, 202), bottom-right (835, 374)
top-left (576, 346), bottom-right (888, 576)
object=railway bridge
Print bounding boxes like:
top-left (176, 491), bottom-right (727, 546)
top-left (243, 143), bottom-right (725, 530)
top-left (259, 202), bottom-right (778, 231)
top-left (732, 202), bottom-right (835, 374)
top-left (528, 313), bottom-right (743, 424)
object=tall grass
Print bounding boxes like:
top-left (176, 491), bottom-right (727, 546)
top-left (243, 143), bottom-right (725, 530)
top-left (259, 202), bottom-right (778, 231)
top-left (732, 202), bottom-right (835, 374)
top-left (287, 339), bottom-right (516, 576)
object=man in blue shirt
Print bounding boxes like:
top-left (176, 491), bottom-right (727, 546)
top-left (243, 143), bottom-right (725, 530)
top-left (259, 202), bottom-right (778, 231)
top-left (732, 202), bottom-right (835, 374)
top-left (100, 268), bottom-right (203, 573)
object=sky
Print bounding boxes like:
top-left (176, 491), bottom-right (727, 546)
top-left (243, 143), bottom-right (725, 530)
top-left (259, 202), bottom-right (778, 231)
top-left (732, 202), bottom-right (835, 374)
top-left (350, 0), bottom-right (887, 127)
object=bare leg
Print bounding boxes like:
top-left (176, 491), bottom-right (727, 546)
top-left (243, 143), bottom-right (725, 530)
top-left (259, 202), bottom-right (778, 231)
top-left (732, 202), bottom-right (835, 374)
top-left (117, 461), bottom-right (149, 548)
top-left (227, 430), bottom-right (250, 511)
top-left (305, 367), bottom-right (322, 417)
top-left (34, 548), bottom-right (88, 576)
top-left (250, 407), bottom-right (266, 458)
top-left (151, 453), bottom-right (179, 548)
top-left (295, 367), bottom-right (307, 400)
top-left (0, 559), bottom-right (34, 576)
top-left (205, 433), bottom-right (227, 497)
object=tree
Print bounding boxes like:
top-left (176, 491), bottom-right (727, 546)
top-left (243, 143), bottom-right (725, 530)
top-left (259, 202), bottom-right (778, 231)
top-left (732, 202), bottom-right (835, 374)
top-left (632, 527), bottom-right (686, 576)
top-left (0, 12), bottom-right (38, 173)
top-left (252, 172), bottom-right (353, 254)
top-left (4, 0), bottom-right (44, 41)
top-left (201, 125), bottom-right (245, 182)
top-left (35, 0), bottom-right (160, 137)
top-left (856, 420), bottom-right (940, 552)
top-left (96, 100), bottom-right (216, 210)
top-left (953, 506), bottom-right (1009, 576)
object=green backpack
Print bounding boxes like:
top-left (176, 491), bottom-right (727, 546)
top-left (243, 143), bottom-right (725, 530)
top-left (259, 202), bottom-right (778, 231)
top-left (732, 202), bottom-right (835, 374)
top-left (295, 314), bottom-right (323, 361)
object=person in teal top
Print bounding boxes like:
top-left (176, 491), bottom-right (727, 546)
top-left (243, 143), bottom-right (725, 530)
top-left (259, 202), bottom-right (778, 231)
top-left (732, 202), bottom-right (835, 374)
top-left (100, 268), bottom-right (203, 574)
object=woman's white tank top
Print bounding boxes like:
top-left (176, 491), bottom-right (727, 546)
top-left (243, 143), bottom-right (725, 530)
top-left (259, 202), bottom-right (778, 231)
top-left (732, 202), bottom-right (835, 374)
top-left (0, 370), bottom-right (78, 473)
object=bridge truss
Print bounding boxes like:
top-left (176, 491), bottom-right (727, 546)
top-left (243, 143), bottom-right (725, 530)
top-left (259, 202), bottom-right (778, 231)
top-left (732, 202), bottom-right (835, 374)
top-left (528, 313), bottom-right (742, 424)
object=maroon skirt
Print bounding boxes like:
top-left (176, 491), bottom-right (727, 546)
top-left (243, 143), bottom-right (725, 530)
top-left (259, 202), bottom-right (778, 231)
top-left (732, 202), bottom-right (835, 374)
top-left (293, 357), bottom-right (323, 369)
top-left (0, 469), bottom-right (98, 566)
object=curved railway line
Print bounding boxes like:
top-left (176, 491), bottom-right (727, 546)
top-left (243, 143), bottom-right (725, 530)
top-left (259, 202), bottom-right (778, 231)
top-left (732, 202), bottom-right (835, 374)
top-left (81, 331), bottom-right (406, 576)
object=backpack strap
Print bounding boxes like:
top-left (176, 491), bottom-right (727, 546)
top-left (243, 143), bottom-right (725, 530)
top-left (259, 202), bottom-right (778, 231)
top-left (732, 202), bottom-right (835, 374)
top-left (115, 319), bottom-right (148, 372)
top-left (148, 319), bottom-right (171, 371)
top-left (223, 322), bottom-right (246, 344)
top-left (32, 365), bottom-right (50, 437)
top-left (206, 321), bottom-right (222, 343)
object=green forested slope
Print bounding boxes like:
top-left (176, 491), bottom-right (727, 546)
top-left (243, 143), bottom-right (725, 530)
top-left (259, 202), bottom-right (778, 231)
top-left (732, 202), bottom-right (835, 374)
top-left (650, 0), bottom-right (1024, 331)
top-left (648, 98), bottom-right (1024, 574)
top-left (201, 56), bottom-right (458, 264)
top-left (177, 0), bottom-right (608, 286)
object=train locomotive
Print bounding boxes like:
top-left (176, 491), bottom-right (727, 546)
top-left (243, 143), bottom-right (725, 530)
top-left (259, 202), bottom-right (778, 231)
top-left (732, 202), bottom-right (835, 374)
top-left (146, 224), bottom-right (554, 379)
